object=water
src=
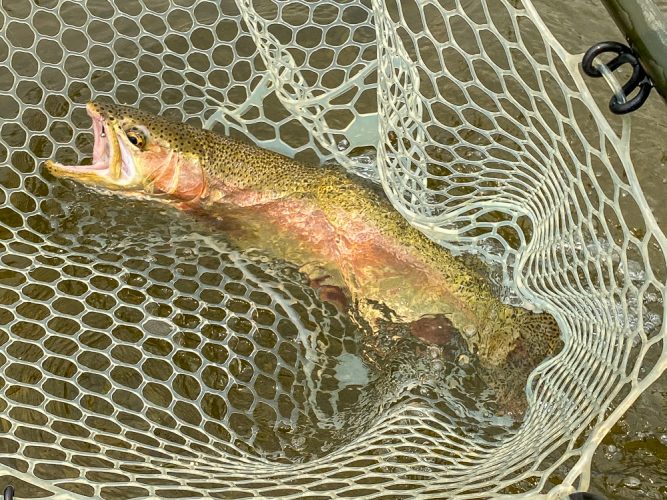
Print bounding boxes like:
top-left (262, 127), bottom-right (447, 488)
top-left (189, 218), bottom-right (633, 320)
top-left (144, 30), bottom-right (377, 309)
top-left (27, 177), bottom-right (508, 464)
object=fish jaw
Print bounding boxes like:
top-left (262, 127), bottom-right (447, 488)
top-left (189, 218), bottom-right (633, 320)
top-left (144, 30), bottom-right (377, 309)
top-left (45, 102), bottom-right (142, 190)
top-left (46, 101), bottom-right (209, 201)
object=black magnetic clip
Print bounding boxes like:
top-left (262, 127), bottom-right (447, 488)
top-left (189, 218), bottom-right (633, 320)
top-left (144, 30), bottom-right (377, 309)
top-left (582, 41), bottom-right (653, 114)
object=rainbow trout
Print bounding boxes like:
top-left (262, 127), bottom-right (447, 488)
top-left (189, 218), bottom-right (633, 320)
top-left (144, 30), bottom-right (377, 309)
top-left (45, 101), bottom-right (561, 389)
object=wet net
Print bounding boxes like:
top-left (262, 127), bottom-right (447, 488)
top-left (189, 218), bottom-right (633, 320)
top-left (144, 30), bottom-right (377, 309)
top-left (0, 0), bottom-right (665, 498)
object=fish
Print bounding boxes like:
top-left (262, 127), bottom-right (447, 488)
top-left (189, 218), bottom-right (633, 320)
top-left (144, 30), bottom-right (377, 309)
top-left (45, 101), bottom-right (562, 409)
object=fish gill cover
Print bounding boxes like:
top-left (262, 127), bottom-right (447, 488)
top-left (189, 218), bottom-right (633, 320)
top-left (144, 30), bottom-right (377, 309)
top-left (0, 0), bottom-right (664, 498)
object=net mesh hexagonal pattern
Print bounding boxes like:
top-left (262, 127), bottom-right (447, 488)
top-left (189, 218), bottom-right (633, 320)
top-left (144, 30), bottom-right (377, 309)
top-left (0, 0), bottom-right (665, 498)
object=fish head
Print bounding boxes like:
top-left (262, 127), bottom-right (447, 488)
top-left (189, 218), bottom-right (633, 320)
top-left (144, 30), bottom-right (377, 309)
top-left (45, 101), bottom-right (207, 200)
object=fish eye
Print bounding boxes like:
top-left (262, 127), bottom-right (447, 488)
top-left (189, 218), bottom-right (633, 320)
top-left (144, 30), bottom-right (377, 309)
top-left (125, 128), bottom-right (147, 149)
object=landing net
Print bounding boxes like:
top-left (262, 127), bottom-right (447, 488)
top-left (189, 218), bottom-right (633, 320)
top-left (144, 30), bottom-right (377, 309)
top-left (0, 0), bottom-right (665, 498)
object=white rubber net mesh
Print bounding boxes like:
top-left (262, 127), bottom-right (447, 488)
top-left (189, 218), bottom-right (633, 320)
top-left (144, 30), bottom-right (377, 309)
top-left (0, 0), bottom-right (665, 498)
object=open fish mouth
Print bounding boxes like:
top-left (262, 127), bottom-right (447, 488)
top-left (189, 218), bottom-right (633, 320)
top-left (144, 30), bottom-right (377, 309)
top-left (45, 102), bottom-right (137, 187)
